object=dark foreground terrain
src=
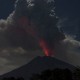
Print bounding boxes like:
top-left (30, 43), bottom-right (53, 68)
top-left (0, 56), bottom-right (76, 80)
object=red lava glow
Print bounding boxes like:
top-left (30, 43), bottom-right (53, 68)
top-left (18, 16), bottom-right (30, 26)
top-left (17, 17), bottom-right (55, 56)
top-left (39, 39), bottom-right (54, 56)
top-left (18, 17), bottom-right (36, 36)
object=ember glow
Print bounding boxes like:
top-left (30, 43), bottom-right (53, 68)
top-left (39, 39), bottom-right (54, 56)
top-left (17, 17), bottom-right (55, 56)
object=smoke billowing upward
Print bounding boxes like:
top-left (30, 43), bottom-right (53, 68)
top-left (11, 0), bottom-right (65, 56)
top-left (13, 0), bottom-right (65, 56)
top-left (0, 0), bottom-right (65, 56)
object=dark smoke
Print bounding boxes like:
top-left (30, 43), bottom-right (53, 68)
top-left (25, 0), bottom-right (65, 56)
top-left (1, 0), bottom-right (65, 56)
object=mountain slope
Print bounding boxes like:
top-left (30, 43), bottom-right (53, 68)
top-left (0, 56), bottom-right (76, 80)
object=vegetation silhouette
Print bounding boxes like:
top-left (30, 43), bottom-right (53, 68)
top-left (1, 67), bottom-right (80, 80)
top-left (73, 67), bottom-right (80, 80)
top-left (30, 67), bottom-right (80, 80)
top-left (30, 68), bottom-right (73, 80)
top-left (2, 77), bottom-right (24, 80)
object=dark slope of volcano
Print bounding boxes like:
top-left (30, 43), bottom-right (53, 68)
top-left (0, 56), bottom-right (76, 80)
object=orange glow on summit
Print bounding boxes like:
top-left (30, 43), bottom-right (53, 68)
top-left (39, 39), bottom-right (54, 56)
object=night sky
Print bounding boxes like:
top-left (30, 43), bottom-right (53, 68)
top-left (0, 0), bottom-right (80, 75)
top-left (0, 0), bottom-right (15, 19)
top-left (0, 0), bottom-right (80, 19)
top-left (56, 0), bottom-right (80, 18)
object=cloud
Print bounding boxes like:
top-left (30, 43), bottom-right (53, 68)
top-left (55, 35), bottom-right (80, 66)
top-left (0, 47), bottom-right (43, 75)
top-left (56, 18), bottom-right (80, 66)
top-left (58, 17), bottom-right (79, 39)
top-left (0, 0), bottom-right (44, 75)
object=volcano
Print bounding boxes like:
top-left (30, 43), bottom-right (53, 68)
top-left (0, 56), bottom-right (76, 80)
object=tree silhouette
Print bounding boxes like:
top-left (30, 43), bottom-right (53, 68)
top-left (17, 77), bottom-right (24, 80)
top-left (73, 67), bottom-right (80, 80)
top-left (2, 77), bottom-right (24, 80)
top-left (30, 74), bottom-right (40, 80)
top-left (40, 70), bottom-right (52, 80)
top-left (62, 69), bottom-right (73, 80)
top-left (30, 68), bottom-right (73, 80)
top-left (2, 77), bottom-right (16, 80)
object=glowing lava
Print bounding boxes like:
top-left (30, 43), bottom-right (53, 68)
top-left (18, 17), bottom-right (54, 56)
top-left (39, 39), bottom-right (54, 56)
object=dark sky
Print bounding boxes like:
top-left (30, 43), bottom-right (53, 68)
top-left (56, 0), bottom-right (80, 18)
top-left (0, 0), bottom-right (80, 19)
top-left (0, 0), bottom-right (16, 19)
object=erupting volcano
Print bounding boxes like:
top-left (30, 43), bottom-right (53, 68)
top-left (17, 16), bottom-right (57, 56)
top-left (17, 15), bottom-right (65, 56)
top-left (15, 0), bottom-right (65, 56)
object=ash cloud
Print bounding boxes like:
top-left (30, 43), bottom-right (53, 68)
top-left (0, 0), bottom-right (40, 50)
top-left (0, 0), bottom-right (44, 74)
top-left (3, 0), bottom-right (65, 54)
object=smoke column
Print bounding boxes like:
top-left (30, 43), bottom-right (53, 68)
top-left (18, 16), bottom-right (36, 36)
top-left (13, 0), bottom-right (65, 56)
top-left (17, 16), bottom-right (55, 56)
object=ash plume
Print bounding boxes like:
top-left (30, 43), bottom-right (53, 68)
top-left (0, 0), bottom-right (65, 56)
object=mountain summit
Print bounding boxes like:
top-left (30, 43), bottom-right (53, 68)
top-left (0, 56), bottom-right (75, 80)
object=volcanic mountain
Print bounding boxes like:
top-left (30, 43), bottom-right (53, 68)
top-left (0, 56), bottom-right (76, 80)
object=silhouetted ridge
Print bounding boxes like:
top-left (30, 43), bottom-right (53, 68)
top-left (0, 56), bottom-right (76, 80)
